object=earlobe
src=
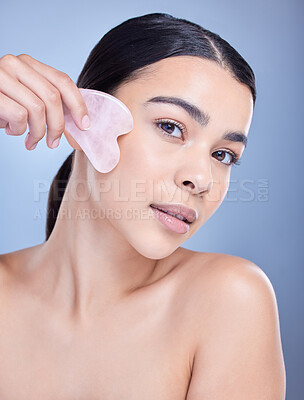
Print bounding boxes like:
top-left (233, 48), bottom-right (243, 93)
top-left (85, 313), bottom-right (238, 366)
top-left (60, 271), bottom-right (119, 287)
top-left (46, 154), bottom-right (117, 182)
top-left (63, 129), bottom-right (83, 151)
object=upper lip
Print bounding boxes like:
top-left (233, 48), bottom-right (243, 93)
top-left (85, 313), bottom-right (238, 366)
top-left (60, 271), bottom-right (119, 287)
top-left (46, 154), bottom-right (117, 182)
top-left (150, 202), bottom-right (198, 223)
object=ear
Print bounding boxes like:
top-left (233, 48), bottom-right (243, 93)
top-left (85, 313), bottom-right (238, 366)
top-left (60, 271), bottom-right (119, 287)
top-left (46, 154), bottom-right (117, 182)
top-left (63, 129), bottom-right (83, 151)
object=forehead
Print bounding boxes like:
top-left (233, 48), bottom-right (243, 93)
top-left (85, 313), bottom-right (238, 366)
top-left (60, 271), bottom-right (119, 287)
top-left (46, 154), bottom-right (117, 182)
top-left (116, 55), bottom-right (253, 131)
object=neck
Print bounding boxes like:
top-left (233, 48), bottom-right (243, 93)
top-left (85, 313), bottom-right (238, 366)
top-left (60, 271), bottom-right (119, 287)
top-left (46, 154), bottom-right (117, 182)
top-left (35, 169), bottom-right (164, 322)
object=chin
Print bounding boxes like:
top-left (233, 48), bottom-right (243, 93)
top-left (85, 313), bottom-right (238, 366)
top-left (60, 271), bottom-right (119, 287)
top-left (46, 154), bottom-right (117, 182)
top-left (128, 233), bottom-right (180, 260)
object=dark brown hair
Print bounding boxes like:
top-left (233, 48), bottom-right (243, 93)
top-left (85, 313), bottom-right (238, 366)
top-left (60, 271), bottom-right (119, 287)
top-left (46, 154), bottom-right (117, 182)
top-left (45, 12), bottom-right (257, 240)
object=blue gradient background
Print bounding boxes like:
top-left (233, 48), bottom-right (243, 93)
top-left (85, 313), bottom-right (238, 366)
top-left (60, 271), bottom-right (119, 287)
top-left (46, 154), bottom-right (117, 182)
top-left (0, 1), bottom-right (302, 398)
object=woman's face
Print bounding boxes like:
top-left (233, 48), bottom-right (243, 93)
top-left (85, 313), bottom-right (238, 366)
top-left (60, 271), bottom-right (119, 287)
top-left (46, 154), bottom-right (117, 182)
top-left (83, 56), bottom-right (253, 259)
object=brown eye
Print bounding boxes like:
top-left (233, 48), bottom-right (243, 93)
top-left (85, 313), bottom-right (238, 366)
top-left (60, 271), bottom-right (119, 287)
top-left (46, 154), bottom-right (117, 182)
top-left (213, 150), bottom-right (237, 166)
top-left (158, 122), bottom-right (183, 138)
top-left (154, 119), bottom-right (185, 139)
top-left (161, 122), bottom-right (175, 134)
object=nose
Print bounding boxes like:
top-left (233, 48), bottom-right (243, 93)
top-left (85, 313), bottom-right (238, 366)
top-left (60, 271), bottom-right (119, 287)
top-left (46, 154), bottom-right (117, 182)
top-left (175, 154), bottom-right (213, 196)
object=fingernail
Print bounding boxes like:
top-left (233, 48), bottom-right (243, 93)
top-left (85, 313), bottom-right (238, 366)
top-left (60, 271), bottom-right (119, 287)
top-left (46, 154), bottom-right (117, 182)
top-left (51, 137), bottom-right (60, 148)
top-left (5, 123), bottom-right (13, 135)
top-left (25, 132), bottom-right (37, 150)
top-left (81, 114), bottom-right (91, 130)
top-left (29, 143), bottom-right (37, 150)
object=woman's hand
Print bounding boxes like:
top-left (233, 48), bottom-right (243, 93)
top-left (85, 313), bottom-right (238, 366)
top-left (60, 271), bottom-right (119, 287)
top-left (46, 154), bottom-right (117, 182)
top-left (0, 53), bottom-right (90, 150)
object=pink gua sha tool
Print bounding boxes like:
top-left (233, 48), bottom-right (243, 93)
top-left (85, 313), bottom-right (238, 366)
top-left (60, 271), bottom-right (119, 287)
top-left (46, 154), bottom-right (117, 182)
top-left (63, 88), bottom-right (134, 173)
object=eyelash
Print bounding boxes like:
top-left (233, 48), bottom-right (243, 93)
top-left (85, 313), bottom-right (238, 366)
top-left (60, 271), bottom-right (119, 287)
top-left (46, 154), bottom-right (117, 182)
top-left (154, 118), bottom-right (241, 167)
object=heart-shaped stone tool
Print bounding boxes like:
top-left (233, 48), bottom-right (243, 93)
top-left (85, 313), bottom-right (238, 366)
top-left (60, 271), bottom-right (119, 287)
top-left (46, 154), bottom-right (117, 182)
top-left (63, 88), bottom-right (134, 173)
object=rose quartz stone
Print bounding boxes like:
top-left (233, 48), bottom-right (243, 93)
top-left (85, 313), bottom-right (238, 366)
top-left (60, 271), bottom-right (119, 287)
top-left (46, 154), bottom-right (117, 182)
top-left (63, 88), bottom-right (133, 173)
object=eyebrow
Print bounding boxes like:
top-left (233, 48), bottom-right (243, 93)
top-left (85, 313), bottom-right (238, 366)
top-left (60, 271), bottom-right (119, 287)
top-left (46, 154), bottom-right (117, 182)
top-left (143, 96), bottom-right (247, 148)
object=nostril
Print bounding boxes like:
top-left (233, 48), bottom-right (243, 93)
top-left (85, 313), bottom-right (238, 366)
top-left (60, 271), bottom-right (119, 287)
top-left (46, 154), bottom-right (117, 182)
top-left (183, 180), bottom-right (195, 189)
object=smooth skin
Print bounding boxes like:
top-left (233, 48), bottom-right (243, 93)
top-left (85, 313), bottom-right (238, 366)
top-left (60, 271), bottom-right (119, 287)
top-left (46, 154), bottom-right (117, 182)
top-left (0, 54), bottom-right (286, 399)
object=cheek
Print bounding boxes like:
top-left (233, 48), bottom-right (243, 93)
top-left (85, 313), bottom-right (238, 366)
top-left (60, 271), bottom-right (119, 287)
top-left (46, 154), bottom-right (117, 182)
top-left (117, 128), bottom-right (152, 169)
top-left (117, 128), bottom-right (163, 179)
top-left (95, 131), bottom-right (160, 207)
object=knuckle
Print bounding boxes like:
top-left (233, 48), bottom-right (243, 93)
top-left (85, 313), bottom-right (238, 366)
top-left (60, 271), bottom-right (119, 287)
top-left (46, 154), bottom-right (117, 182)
top-left (47, 88), bottom-right (61, 105)
top-left (29, 126), bottom-right (46, 140)
top-left (14, 124), bottom-right (27, 136)
top-left (49, 121), bottom-right (65, 135)
top-left (31, 99), bottom-right (45, 114)
top-left (19, 124), bottom-right (28, 134)
top-left (57, 71), bottom-right (73, 86)
top-left (55, 121), bottom-right (65, 133)
top-left (17, 53), bottom-right (31, 61)
top-left (0, 54), bottom-right (16, 66)
top-left (14, 108), bottom-right (28, 123)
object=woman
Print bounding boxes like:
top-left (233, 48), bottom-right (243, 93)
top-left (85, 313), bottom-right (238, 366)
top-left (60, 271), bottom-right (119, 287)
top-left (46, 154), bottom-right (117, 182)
top-left (0, 13), bottom-right (285, 399)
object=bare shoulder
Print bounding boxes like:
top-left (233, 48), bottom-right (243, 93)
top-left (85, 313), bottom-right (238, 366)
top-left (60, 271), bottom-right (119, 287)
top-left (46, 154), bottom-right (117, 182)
top-left (0, 249), bottom-right (23, 277)
top-left (0, 244), bottom-right (43, 282)
top-left (176, 248), bottom-right (277, 303)
top-left (179, 250), bottom-right (286, 399)
top-left (179, 249), bottom-right (283, 343)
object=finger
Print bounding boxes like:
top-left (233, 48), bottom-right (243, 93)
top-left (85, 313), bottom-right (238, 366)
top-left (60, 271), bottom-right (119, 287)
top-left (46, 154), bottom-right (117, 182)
top-left (0, 92), bottom-right (28, 135)
top-left (0, 67), bottom-right (46, 149)
top-left (17, 54), bottom-right (91, 131)
top-left (1, 55), bottom-right (64, 148)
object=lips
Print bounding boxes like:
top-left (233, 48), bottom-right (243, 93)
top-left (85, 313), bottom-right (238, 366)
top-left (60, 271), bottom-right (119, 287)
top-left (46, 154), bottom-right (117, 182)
top-left (150, 203), bottom-right (198, 224)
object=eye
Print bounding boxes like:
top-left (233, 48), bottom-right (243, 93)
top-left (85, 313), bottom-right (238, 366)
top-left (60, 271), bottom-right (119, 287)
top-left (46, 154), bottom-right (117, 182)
top-left (154, 119), bottom-right (241, 167)
top-left (213, 150), bottom-right (241, 166)
top-left (154, 119), bottom-right (185, 139)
